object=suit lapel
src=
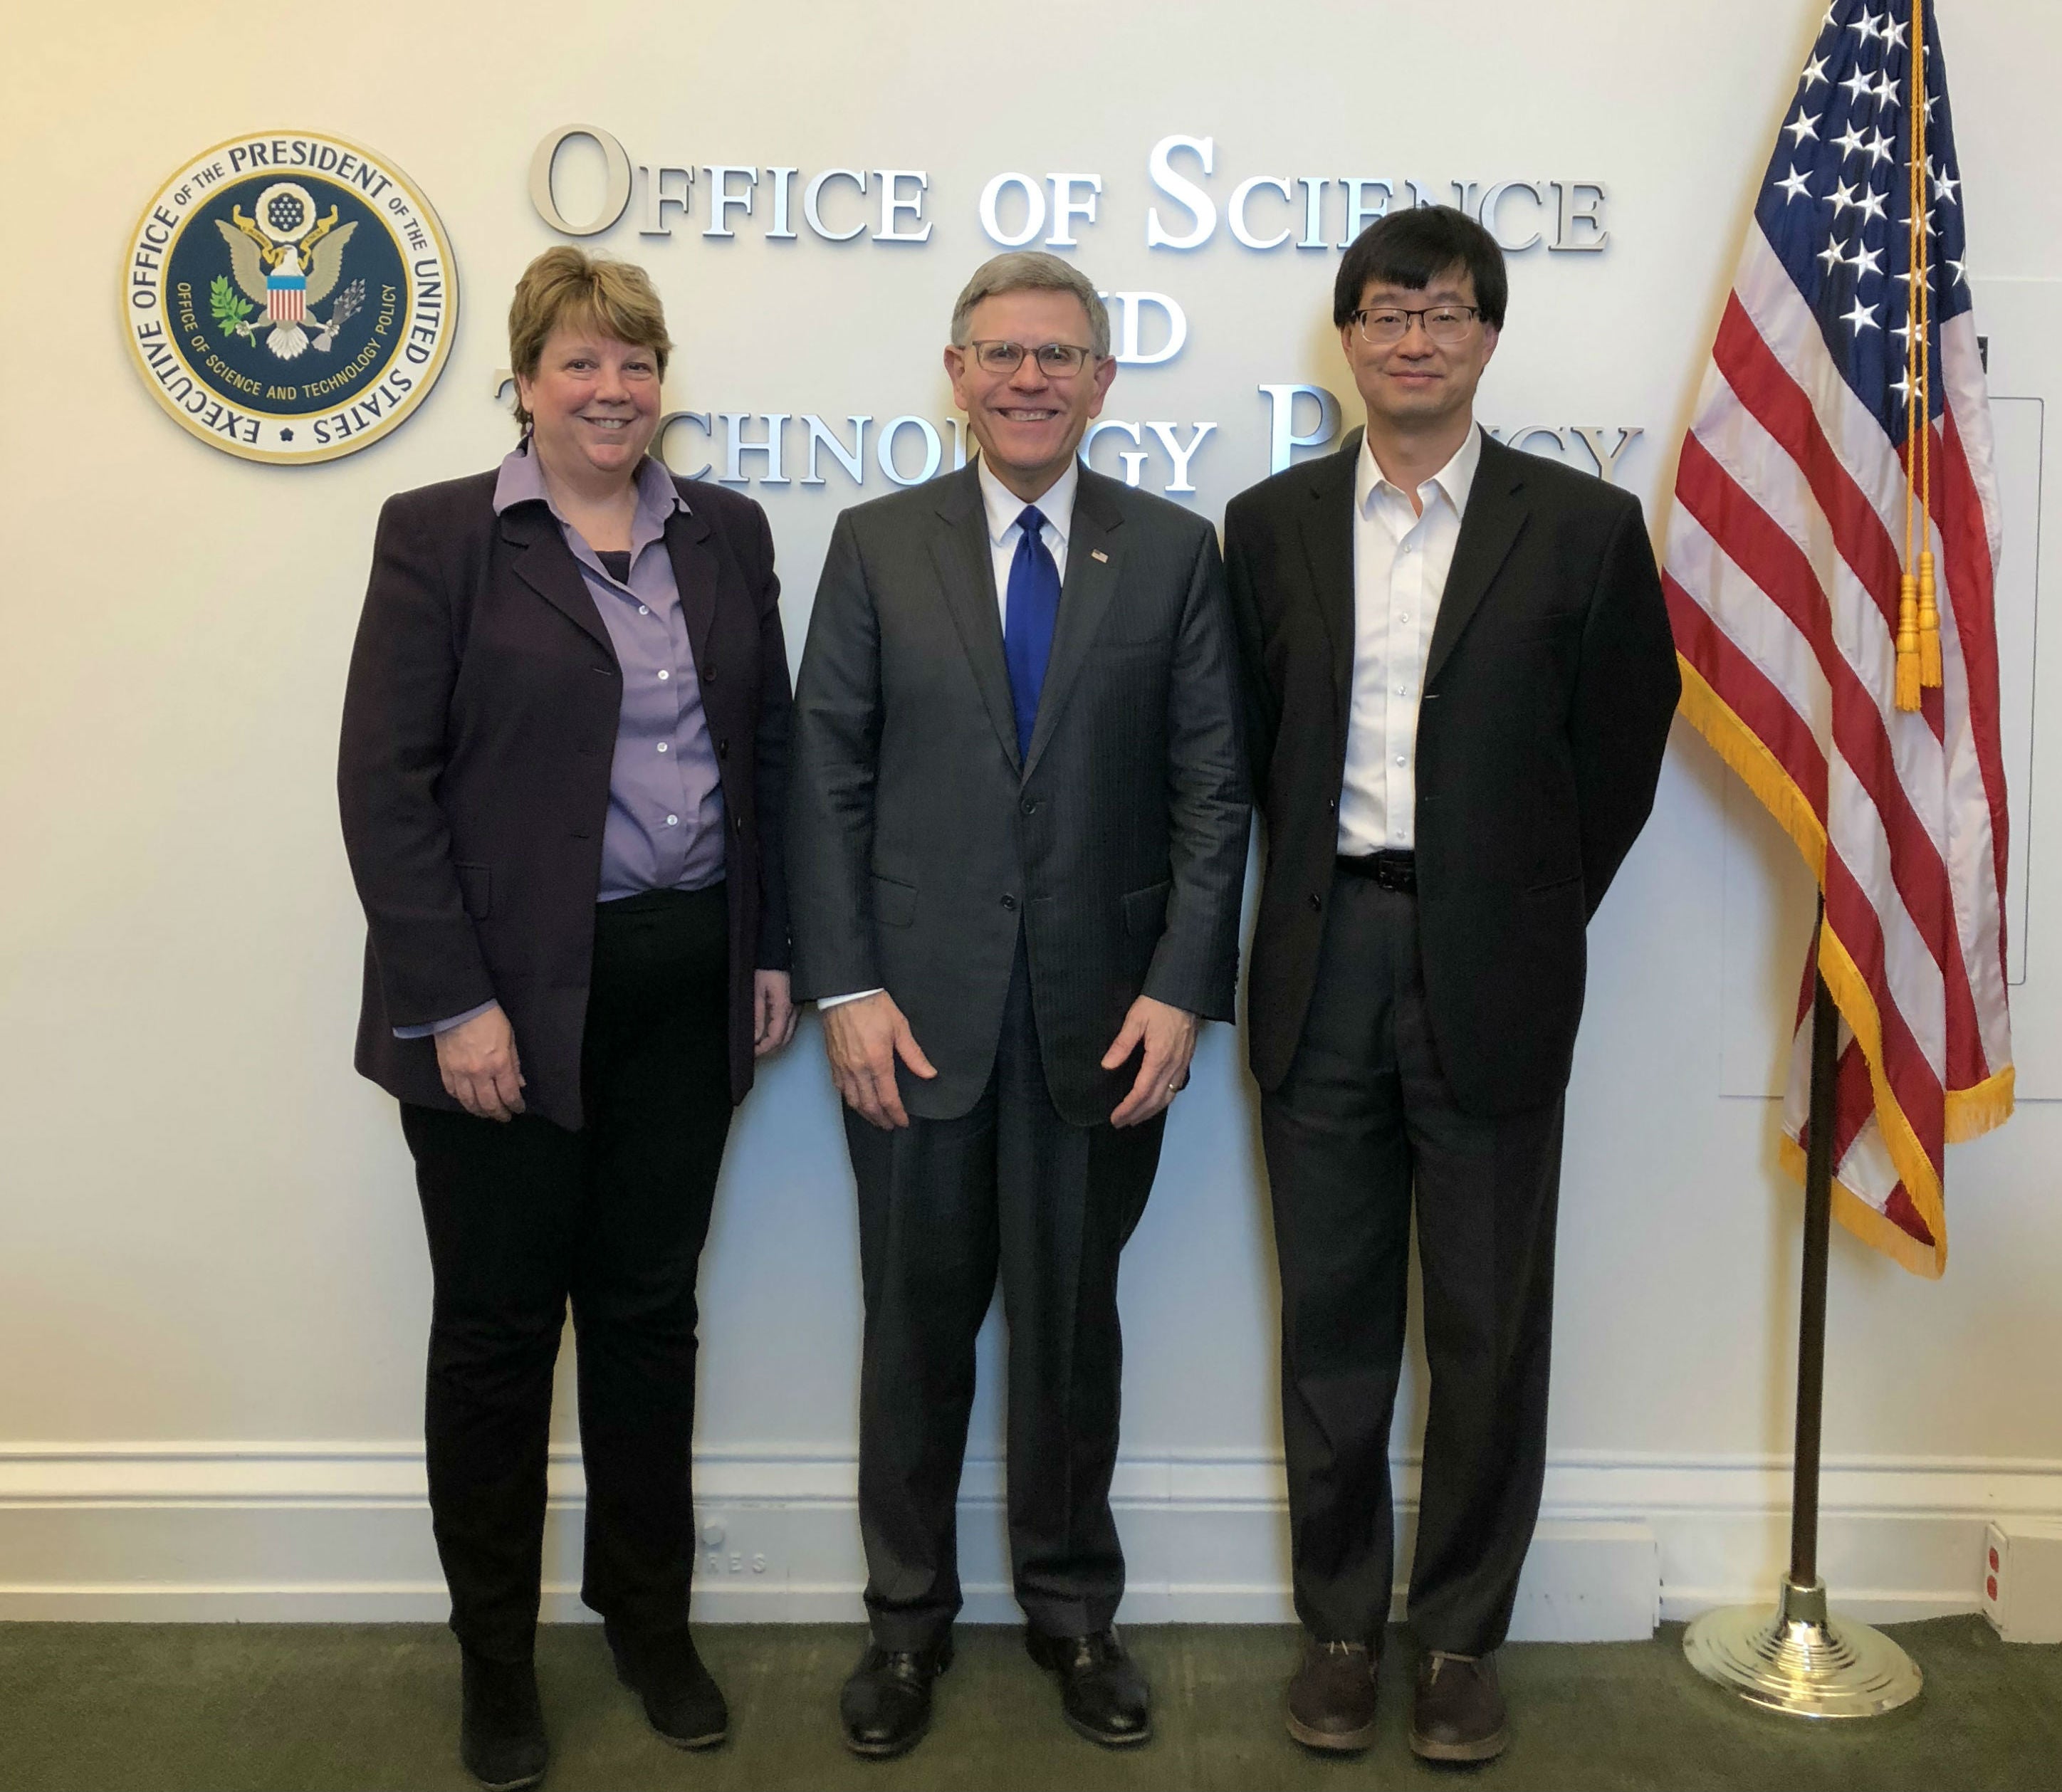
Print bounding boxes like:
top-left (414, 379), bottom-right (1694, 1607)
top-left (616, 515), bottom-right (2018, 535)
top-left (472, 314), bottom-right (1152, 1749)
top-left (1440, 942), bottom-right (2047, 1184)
top-left (502, 505), bottom-right (612, 656)
top-left (1425, 434), bottom-right (1529, 691)
top-left (1296, 436), bottom-right (1361, 730)
top-left (1022, 470), bottom-right (1125, 779)
top-left (928, 463), bottom-right (1022, 773)
top-left (661, 496), bottom-right (719, 681)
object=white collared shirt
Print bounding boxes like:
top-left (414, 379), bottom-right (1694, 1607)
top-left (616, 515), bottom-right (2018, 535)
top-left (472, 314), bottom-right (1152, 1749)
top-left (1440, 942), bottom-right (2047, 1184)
top-left (978, 452), bottom-right (1077, 621)
top-left (1337, 423), bottom-right (1483, 856)
top-left (819, 455), bottom-right (1079, 1012)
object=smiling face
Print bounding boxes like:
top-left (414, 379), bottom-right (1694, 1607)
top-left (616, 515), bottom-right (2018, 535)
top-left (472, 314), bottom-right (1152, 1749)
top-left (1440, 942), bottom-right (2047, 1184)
top-left (515, 321), bottom-right (662, 494)
top-left (1341, 263), bottom-right (1500, 442)
top-left (945, 288), bottom-right (1116, 501)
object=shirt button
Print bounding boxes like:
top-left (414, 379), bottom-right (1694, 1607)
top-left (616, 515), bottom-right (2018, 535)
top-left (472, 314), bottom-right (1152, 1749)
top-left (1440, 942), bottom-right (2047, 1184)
top-left (658, 669), bottom-right (670, 681)
top-left (666, 814), bottom-right (679, 827)
top-left (656, 743), bottom-right (669, 753)
top-left (1396, 755), bottom-right (1407, 766)
top-left (638, 605), bottom-right (649, 616)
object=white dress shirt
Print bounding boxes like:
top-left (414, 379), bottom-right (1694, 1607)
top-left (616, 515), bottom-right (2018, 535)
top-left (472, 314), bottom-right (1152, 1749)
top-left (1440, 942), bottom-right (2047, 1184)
top-left (821, 455), bottom-right (1078, 1010)
top-left (978, 451), bottom-right (1076, 612)
top-left (1337, 423), bottom-right (1482, 856)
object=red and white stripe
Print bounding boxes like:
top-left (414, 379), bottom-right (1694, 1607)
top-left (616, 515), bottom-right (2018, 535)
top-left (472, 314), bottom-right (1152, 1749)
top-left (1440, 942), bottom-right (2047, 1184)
top-left (1663, 228), bottom-right (2012, 1274)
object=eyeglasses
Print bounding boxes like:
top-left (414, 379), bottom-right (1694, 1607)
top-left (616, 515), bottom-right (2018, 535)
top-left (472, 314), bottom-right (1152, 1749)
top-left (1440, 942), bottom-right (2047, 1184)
top-left (964, 339), bottom-right (1100, 377)
top-left (1351, 305), bottom-right (1484, 347)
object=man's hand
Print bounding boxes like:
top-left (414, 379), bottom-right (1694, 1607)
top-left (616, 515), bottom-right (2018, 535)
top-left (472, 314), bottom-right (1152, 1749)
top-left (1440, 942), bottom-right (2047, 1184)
top-left (1102, 995), bottom-right (1199, 1128)
top-left (434, 1003), bottom-right (526, 1123)
top-left (822, 991), bottom-right (937, 1129)
top-left (753, 970), bottom-right (798, 1058)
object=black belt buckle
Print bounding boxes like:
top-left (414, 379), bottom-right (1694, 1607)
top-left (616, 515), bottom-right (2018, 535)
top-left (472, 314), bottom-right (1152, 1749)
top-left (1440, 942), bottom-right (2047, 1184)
top-left (1337, 851), bottom-right (1416, 893)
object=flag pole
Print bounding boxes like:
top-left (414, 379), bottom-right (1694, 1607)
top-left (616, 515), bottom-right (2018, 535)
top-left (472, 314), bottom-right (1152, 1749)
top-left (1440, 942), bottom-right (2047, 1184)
top-left (1681, 901), bottom-right (1923, 1717)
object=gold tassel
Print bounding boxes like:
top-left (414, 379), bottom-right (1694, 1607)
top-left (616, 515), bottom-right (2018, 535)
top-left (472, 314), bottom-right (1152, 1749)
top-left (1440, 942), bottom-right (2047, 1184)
top-left (1918, 549), bottom-right (1942, 687)
top-left (1895, 572), bottom-right (1922, 712)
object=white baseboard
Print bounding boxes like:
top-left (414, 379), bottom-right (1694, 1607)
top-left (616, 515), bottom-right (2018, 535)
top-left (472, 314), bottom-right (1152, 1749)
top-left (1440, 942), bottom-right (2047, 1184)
top-left (4, 1445), bottom-right (2055, 1637)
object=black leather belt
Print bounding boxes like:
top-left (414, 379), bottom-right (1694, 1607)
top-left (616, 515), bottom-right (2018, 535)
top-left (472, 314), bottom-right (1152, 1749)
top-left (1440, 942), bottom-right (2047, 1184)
top-left (1336, 850), bottom-right (1416, 893)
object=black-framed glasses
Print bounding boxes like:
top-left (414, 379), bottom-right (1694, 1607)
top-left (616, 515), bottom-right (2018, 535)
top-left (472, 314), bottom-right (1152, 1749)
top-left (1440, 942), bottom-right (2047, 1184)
top-left (1351, 305), bottom-right (1484, 347)
top-left (965, 339), bottom-right (1100, 377)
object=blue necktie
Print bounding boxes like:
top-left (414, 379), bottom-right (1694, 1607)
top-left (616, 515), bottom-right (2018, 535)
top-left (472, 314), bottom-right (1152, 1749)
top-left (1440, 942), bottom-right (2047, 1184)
top-left (1003, 505), bottom-right (1060, 760)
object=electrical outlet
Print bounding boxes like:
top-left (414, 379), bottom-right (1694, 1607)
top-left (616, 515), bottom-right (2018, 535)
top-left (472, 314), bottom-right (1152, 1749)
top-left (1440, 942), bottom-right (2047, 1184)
top-left (1982, 1519), bottom-right (2062, 1644)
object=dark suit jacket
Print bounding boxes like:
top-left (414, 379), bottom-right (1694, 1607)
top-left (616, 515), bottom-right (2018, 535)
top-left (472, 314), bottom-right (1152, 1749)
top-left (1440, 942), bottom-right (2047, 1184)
top-left (1226, 431), bottom-right (1679, 1116)
top-left (337, 466), bottom-right (791, 1131)
top-left (786, 463), bottom-right (1250, 1129)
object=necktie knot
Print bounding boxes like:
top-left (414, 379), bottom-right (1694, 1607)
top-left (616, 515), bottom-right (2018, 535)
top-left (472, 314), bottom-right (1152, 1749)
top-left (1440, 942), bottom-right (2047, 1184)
top-left (1017, 505), bottom-right (1048, 543)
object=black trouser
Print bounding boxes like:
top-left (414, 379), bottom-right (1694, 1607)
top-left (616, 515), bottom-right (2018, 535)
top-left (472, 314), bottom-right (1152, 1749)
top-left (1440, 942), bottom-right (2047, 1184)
top-left (400, 886), bottom-right (732, 1663)
top-left (1262, 868), bottom-right (1564, 1655)
top-left (844, 937), bottom-right (1166, 1651)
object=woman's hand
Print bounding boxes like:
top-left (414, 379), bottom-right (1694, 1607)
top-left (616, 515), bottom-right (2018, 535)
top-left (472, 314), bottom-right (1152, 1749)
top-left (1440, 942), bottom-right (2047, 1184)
top-left (434, 1004), bottom-right (526, 1121)
top-left (753, 970), bottom-right (797, 1059)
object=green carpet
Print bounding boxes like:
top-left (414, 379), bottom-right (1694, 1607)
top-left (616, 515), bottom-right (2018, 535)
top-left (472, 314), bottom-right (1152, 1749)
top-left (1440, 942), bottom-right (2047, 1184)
top-left (2, 1619), bottom-right (2056, 1790)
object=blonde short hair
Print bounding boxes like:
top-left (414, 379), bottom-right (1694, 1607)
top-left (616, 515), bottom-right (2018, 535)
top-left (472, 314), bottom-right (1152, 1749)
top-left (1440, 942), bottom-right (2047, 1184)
top-left (507, 247), bottom-right (672, 431)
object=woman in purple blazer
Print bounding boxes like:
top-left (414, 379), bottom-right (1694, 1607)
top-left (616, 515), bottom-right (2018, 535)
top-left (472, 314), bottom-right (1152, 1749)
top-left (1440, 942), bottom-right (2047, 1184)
top-left (338, 248), bottom-right (792, 1791)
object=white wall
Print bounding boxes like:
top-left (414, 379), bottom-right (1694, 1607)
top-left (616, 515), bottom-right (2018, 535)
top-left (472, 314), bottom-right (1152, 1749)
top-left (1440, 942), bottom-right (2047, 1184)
top-left (2, 0), bottom-right (2058, 1631)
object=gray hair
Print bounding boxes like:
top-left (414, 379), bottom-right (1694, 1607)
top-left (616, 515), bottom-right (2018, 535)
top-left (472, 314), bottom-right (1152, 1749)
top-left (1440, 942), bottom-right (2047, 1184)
top-left (949, 251), bottom-right (1111, 359)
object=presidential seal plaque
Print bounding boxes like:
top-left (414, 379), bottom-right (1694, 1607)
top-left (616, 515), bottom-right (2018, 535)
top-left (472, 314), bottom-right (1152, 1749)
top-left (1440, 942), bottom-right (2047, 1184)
top-left (123, 131), bottom-right (458, 464)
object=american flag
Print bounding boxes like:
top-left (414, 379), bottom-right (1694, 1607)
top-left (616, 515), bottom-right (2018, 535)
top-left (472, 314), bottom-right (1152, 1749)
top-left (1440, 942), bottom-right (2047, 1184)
top-left (1663, 0), bottom-right (2013, 1277)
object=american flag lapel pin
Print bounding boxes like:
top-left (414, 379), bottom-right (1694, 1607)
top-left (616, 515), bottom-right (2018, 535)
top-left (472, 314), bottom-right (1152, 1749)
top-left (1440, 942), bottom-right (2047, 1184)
top-left (1091, 548), bottom-right (1109, 562)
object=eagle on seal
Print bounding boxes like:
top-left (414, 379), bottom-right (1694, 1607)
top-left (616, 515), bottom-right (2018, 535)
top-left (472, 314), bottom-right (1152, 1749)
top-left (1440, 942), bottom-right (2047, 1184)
top-left (215, 206), bottom-right (361, 360)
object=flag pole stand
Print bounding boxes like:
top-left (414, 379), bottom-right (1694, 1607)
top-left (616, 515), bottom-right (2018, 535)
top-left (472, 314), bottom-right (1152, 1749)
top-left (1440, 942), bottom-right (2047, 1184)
top-left (1682, 938), bottom-right (1924, 1717)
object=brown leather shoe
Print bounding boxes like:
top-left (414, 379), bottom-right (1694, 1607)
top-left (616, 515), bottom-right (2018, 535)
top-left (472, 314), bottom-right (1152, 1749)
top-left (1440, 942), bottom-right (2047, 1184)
top-left (1410, 1650), bottom-right (1507, 1762)
top-left (1285, 1639), bottom-right (1378, 1752)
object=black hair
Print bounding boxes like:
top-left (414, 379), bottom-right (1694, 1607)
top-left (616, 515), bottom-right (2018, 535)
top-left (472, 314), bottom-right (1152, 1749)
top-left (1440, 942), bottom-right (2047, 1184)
top-left (1332, 204), bottom-right (1507, 331)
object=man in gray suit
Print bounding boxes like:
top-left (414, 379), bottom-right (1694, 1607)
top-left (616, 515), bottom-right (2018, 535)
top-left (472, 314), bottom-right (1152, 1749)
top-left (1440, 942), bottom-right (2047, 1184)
top-left (787, 252), bottom-right (1249, 1757)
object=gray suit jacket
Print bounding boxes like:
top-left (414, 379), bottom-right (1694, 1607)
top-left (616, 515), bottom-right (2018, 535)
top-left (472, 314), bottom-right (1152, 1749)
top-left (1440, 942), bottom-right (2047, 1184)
top-left (787, 462), bottom-right (1250, 1128)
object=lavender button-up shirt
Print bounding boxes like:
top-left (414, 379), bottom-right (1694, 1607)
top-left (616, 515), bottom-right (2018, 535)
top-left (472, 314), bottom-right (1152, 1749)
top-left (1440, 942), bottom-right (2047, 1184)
top-left (395, 444), bottom-right (726, 1038)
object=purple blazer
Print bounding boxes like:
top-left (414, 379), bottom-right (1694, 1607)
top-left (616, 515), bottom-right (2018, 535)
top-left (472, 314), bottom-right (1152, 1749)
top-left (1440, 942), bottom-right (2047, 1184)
top-left (337, 466), bottom-right (791, 1128)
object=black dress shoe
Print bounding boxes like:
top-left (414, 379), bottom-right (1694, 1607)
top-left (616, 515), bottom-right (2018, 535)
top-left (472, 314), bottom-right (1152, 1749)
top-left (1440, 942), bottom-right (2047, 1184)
top-left (839, 1637), bottom-right (953, 1759)
top-left (1410, 1649), bottom-right (1507, 1763)
top-left (604, 1620), bottom-right (728, 1750)
top-left (1025, 1625), bottom-right (1151, 1747)
top-left (1285, 1638), bottom-right (1378, 1752)
top-left (459, 1650), bottom-right (548, 1791)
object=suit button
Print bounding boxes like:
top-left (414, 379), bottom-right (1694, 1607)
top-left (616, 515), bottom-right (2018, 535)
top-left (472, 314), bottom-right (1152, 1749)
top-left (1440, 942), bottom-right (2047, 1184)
top-left (1000, 894), bottom-right (1017, 911)
top-left (1327, 797), bottom-right (1337, 812)
top-left (719, 739), bottom-right (731, 759)
top-left (1308, 893), bottom-right (1322, 911)
top-left (733, 814), bottom-right (745, 834)
top-left (1021, 797), bottom-right (1037, 815)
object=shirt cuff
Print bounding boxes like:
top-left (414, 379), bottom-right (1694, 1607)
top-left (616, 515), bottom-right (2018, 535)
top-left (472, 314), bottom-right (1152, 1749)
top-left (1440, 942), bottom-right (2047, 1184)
top-left (394, 999), bottom-right (498, 1040)
top-left (817, 988), bottom-right (885, 1010)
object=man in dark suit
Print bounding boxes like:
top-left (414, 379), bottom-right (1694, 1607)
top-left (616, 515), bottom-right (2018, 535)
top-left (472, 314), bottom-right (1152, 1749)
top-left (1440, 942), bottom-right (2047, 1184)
top-left (1225, 207), bottom-right (1678, 1763)
top-left (787, 251), bottom-right (1249, 1756)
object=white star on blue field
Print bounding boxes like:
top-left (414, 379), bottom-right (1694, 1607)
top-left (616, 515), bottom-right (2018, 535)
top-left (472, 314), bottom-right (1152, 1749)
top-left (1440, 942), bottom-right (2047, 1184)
top-left (1756, 0), bottom-right (1971, 439)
